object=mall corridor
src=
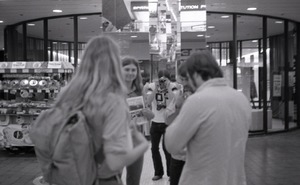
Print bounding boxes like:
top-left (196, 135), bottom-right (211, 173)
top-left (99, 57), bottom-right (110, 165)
top-left (0, 130), bottom-right (300, 185)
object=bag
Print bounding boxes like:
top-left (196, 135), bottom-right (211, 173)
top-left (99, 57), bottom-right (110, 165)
top-left (30, 108), bottom-right (99, 185)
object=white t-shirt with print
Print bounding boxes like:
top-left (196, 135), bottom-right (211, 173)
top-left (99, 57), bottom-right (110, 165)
top-left (144, 82), bottom-right (178, 123)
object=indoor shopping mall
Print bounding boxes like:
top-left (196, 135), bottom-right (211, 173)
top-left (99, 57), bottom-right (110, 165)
top-left (0, 0), bottom-right (300, 185)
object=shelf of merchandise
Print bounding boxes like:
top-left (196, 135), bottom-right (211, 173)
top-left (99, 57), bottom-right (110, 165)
top-left (0, 61), bottom-right (74, 150)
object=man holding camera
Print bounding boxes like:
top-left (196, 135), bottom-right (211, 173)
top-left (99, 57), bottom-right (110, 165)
top-left (143, 70), bottom-right (178, 181)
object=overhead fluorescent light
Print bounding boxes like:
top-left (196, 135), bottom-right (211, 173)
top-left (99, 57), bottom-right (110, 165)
top-left (27, 23), bottom-right (35, 26)
top-left (131, 35), bottom-right (138, 38)
top-left (53, 9), bottom-right (62, 13)
top-left (80, 17), bottom-right (88, 20)
top-left (207, 26), bottom-right (215, 29)
top-left (275, 21), bottom-right (283, 24)
top-left (206, 35), bottom-right (211, 38)
top-left (0, 20), bottom-right (4, 23)
top-left (197, 34), bottom-right (204, 37)
top-left (221, 15), bottom-right (230, 18)
top-left (252, 40), bottom-right (258, 42)
top-left (247, 7), bottom-right (257, 11)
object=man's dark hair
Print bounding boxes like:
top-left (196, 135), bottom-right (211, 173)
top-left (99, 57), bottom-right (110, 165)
top-left (178, 61), bottom-right (188, 78)
top-left (158, 70), bottom-right (171, 79)
top-left (185, 50), bottom-right (223, 81)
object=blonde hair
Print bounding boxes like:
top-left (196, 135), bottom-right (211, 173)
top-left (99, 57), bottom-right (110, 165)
top-left (54, 35), bottom-right (127, 111)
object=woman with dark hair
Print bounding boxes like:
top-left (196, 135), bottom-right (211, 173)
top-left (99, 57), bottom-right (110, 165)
top-left (122, 56), bottom-right (154, 185)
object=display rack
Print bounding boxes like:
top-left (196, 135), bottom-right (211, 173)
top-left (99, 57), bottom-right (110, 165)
top-left (0, 61), bottom-right (74, 152)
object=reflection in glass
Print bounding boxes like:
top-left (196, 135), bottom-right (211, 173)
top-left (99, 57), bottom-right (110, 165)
top-left (207, 13), bottom-right (233, 43)
top-left (48, 17), bottom-right (73, 63)
top-left (207, 13), bottom-right (233, 88)
top-left (237, 16), bottom-right (264, 131)
top-left (15, 24), bottom-right (24, 60)
top-left (288, 22), bottom-right (297, 129)
top-left (268, 18), bottom-right (285, 131)
top-left (26, 21), bottom-right (44, 61)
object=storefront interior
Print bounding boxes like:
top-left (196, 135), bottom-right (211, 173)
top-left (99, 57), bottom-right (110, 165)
top-left (0, 0), bottom-right (300, 135)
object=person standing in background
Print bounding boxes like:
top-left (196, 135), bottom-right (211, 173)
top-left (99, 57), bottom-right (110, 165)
top-left (165, 51), bottom-right (251, 185)
top-left (166, 62), bottom-right (193, 185)
top-left (122, 56), bottom-right (154, 185)
top-left (143, 70), bottom-right (178, 181)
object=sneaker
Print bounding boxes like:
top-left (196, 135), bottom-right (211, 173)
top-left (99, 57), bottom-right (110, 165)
top-left (152, 175), bottom-right (163, 181)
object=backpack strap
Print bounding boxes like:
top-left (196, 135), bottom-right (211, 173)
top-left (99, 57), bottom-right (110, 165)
top-left (47, 106), bottom-right (101, 185)
top-left (47, 108), bottom-right (80, 185)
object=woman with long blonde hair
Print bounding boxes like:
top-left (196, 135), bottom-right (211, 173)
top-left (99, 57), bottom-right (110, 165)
top-left (54, 35), bottom-right (149, 185)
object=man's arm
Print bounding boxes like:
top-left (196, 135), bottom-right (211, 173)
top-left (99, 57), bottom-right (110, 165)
top-left (165, 97), bottom-right (210, 154)
top-left (143, 82), bottom-right (156, 106)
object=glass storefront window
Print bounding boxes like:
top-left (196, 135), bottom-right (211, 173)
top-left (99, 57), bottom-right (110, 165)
top-left (288, 22), bottom-right (297, 129)
top-left (78, 15), bottom-right (102, 65)
top-left (26, 21), bottom-right (44, 61)
top-left (48, 17), bottom-right (73, 63)
top-left (15, 24), bottom-right (24, 60)
top-left (4, 9), bottom-right (299, 134)
top-left (268, 18), bottom-right (285, 131)
top-left (237, 15), bottom-right (263, 131)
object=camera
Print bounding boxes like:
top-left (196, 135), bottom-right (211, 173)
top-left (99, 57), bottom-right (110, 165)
top-left (158, 78), bottom-right (167, 90)
top-left (159, 78), bottom-right (166, 85)
top-left (155, 93), bottom-right (167, 110)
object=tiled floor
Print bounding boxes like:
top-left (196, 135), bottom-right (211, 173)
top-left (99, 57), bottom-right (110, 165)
top-left (0, 129), bottom-right (300, 185)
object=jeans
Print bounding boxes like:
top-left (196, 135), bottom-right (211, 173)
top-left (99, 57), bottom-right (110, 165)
top-left (150, 121), bottom-right (171, 176)
top-left (126, 155), bottom-right (144, 185)
top-left (170, 158), bottom-right (185, 185)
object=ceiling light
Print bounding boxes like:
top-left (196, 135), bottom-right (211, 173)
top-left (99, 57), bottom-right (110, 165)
top-left (207, 26), bottom-right (215, 29)
top-left (0, 20), bottom-right (4, 23)
top-left (27, 23), bottom-right (35, 26)
top-left (131, 35), bottom-right (138, 38)
top-left (206, 35), bottom-right (211, 38)
top-left (53, 42), bottom-right (57, 44)
top-left (80, 17), bottom-right (87, 20)
top-left (275, 21), bottom-right (283, 24)
top-left (53, 9), bottom-right (62, 13)
top-left (252, 40), bottom-right (258, 42)
top-left (221, 15), bottom-right (230, 18)
top-left (197, 34), bottom-right (204, 37)
top-left (247, 7), bottom-right (257, 11)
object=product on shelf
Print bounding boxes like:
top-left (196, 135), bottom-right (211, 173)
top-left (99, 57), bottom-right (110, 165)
top-left (0, 61), bottom-right (74, 150)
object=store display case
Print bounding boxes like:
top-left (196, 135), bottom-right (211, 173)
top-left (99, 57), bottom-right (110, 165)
top-left (0, 61), bottom-right (74, 152)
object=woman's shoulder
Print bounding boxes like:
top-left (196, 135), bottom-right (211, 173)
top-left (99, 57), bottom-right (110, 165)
top-left (87, 92), bottom-right (126, 109)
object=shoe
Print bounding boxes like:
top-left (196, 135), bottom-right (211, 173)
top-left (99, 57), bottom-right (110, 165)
top-left (152, 175), bottom-right (163, 181)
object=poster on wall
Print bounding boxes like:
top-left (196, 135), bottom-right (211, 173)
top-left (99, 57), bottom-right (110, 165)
top-left (273, 74), bottom-right (282, 97)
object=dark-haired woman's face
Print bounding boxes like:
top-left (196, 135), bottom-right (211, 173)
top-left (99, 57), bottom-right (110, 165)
top-left (122, 64), bottom-right (137, 83)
